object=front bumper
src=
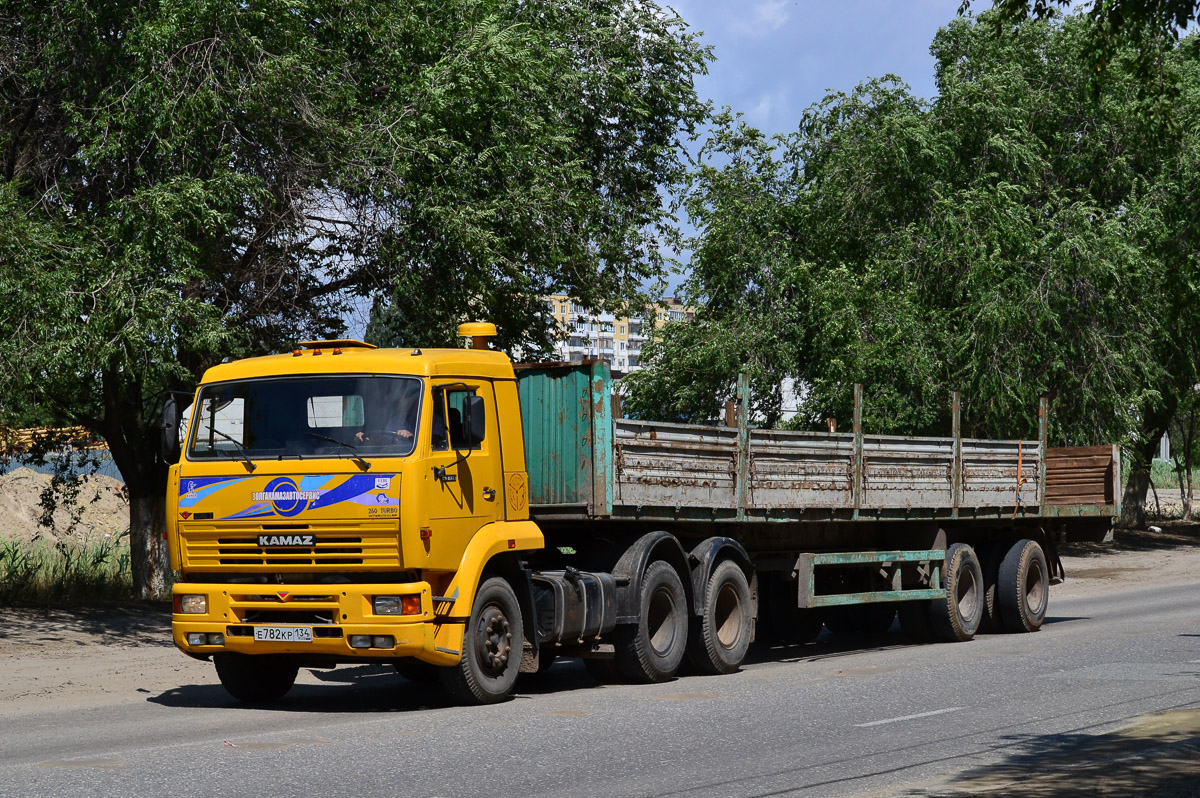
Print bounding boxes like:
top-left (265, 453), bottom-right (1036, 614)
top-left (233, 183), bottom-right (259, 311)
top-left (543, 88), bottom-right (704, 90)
top-left (171, 581), bottom-right (463, 666)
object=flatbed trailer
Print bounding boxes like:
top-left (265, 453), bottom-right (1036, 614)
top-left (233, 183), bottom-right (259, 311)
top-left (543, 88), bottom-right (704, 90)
top-left (164, 328), bottom-right (1120, 704)
top-left (516, 361), bottom-right (1117, 669)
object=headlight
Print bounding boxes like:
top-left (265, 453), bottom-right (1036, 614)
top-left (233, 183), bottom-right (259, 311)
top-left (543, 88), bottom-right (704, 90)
top-left (373, 595), bottom-right (403, 615)
top-left (175, 594), bottom-right (207, 614)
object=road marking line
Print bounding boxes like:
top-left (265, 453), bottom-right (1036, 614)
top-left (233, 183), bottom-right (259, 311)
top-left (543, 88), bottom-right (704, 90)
top-left (855, 706), bottom-right (964, 728)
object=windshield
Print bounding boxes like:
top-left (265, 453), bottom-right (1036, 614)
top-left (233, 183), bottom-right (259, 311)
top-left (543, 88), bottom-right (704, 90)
top-left (187, 376), bottom-right (422, 460)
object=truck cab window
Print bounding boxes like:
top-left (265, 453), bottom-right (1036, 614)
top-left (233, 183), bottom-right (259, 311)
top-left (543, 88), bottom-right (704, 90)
top-left (187, 376), bottom-right (423, 460)
top-left (432, 388), bottom-right (480, 452)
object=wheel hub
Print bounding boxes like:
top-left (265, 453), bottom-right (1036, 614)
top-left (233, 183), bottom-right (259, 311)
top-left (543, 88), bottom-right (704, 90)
top-left (478, 606), bottom-right (512, 673)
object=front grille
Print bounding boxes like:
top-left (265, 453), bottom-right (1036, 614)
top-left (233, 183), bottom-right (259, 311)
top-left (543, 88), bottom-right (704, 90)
top-left (180, 521), bottom-right (400, 569)
top-left (240, 609), bottom-right (336, 625)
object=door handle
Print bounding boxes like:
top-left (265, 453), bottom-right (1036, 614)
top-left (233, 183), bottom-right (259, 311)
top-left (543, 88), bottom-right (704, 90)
top-left (482, 487), bottom-right (496, 501)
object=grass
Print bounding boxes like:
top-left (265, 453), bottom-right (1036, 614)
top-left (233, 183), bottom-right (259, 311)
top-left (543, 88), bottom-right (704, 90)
top-left (1150, 458), bottom-right (1198, 492)
top-left (0, 533), bottom-right (133, 606)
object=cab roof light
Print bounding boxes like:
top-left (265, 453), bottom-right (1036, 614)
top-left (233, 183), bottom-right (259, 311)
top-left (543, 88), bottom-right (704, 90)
top-left (296, 339), bottom-right (377, 350)
top-left (457, 322), bottom-right (497, 350)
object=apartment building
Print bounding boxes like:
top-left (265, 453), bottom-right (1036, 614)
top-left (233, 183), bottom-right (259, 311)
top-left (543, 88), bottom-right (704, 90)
top-left (546, 295), bottom-right (694, 374)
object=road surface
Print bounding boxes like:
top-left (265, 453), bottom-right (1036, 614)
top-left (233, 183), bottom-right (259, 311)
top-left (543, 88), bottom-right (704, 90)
top-left (2, 542), bottom-right (1199, 798)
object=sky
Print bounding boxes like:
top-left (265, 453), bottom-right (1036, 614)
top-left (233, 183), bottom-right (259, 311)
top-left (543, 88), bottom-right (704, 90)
top-left (650, 0), bottom-right (967, 293)
top-left (671, 1), bottom-right (965, 138)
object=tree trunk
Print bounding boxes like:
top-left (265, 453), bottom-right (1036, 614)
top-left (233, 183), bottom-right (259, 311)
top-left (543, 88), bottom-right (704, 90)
top-left (128, 487), bottom-right (170, 599)
top-left (1120, 396), bottom-right (1177, 529)
top-left (100, 366), bottom-right (171, 599)
top-left (1121, 442), bottom-right (1156, 529)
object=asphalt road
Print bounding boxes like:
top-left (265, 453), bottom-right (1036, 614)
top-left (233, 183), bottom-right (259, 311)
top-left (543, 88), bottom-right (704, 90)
top-left (4, 581), bottom-right (1200, 798)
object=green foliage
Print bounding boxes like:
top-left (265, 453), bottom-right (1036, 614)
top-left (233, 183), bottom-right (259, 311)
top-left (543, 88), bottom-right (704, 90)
top-left (0, 0), bottom-right (710, 593)
top-left (630, 12), bottom-right (1200, 449)
top-left (0, 534), bottom-right (133, 606)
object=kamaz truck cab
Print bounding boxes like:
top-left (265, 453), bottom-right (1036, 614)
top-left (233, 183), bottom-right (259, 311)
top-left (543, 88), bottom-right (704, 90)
top-left (164, 324), bottom-right (543, 704)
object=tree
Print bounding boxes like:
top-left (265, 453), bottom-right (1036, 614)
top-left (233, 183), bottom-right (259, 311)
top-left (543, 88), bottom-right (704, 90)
top-left (629, 12), bottom-right (1200, 503)
top-left (0, 0), bottom-right (710, 596)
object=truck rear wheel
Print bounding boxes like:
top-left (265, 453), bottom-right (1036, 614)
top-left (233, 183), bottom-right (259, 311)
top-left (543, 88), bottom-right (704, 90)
top-left (930, 543), bottom-right (984, 642)
top-left (687, 560), bottom-right (753, 675)
top-left (439, 576), bottom-right (523, 704)
top-left (213, 653), bottom-right (298, 703)
top-left (998, 539), bottom-right (1048, 633)
top-left (615, 560), bottom-right (688, 683)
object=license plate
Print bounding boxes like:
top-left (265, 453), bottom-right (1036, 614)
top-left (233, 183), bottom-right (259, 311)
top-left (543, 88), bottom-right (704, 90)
top-left (253, 626), bottom-right (313, 643)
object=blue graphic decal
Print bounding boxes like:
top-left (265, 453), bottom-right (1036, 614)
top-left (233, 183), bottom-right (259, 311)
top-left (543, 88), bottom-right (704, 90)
top-left (307, 474), bottom-right (380, 511)
top-left (181, 473), bottom-right (397, 520)
top-left (299, 475), bottom-right (335, 492)
top-left (179, 476), bottom-right (248, 507)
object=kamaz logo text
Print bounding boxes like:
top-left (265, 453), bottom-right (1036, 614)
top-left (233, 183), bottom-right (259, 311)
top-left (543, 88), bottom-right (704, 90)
top-left (257, 534), bottom-right (315, 547)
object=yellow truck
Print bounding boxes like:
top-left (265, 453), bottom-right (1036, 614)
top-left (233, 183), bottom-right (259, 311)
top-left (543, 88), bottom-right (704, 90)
top-left (162, 323), bottom-right (1120, 704)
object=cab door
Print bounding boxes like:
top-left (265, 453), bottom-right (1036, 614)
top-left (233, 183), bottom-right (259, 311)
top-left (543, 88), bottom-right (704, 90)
top-left (421, 380), bottom-right (503, 570)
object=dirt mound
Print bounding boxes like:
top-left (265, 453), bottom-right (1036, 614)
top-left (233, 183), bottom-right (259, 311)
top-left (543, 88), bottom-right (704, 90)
top-left (0, 467), bottom-right (129, 546)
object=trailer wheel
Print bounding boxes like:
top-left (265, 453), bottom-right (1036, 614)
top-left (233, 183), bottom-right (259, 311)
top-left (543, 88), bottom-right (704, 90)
top-left (687, 560), bottom-right (753, 675)
top-left (439, 576), bottom-right (523, 704)
top-left (998, 539), bottom-right (1048, 633)
top-left (615, 560), bottom-right (688, 682)
top-left (931, 543), bottom-right (984, 642)
top-left (214, 653), bottom-right (298, 703)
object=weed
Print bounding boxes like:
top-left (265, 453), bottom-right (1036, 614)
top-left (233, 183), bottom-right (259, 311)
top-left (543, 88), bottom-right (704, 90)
top-left (0, 531), bottom-right (133, 605)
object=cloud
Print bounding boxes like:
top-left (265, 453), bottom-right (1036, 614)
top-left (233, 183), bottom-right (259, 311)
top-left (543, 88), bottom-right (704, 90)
top-left (746, 89), bottom-right (788, 127)
top-left (754, 0), bottom-right (790, 30)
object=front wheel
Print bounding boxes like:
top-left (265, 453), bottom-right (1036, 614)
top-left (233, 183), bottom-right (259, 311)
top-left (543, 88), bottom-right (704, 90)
top-left (615, 560), bottom-right (689, 683)
top-left (213, 653), bottom-right (298, 703)
top-left (687, 560), bottom-right (753, 675)
top-left (439, 576), bottom-right (523, 704)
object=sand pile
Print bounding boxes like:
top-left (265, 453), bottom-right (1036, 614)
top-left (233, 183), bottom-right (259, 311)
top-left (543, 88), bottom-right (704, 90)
top-left (0, 468), bottom-right (129, 546)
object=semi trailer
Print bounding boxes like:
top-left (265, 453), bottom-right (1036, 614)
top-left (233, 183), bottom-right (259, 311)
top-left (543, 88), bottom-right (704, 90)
top-left (162, 323), bottom-right (1119, 703)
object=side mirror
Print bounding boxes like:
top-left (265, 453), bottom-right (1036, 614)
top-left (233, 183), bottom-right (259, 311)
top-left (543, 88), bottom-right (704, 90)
top-left (462, 395), bottom-right (486, 448)
top-left (161, 398), bottom-right (181, 464)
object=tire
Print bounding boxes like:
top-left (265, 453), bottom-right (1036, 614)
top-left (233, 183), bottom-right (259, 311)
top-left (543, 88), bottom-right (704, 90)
top-left (898, 600), bottom-right (936, 644)
top-left (439, 576), bottom-right (523, 704)
top-left (213, 653), bottom-right (298, 703)
top-left (998, 539), bottom-right (1049, 633)
top-left (614, 560), bottom-right (689, 683)
top-left (687, 560), bottom-right (753, 675)
top-left (930, 543), bottom-right (984, 642)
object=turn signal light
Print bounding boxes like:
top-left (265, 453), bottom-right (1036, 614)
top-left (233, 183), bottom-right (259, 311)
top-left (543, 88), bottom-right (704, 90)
top-left (401, 595), bottom-right (422, 615)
